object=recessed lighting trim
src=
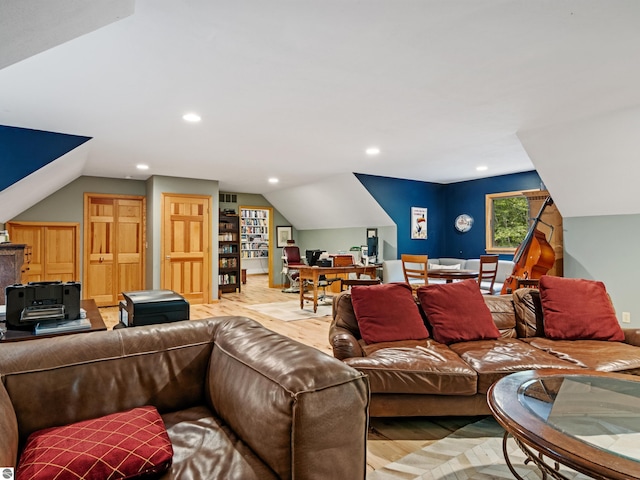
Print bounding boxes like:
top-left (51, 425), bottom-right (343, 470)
top-left (182, 113), bottom-right (202, 123)
top-left (476, 165), bottom-right (488, 171)
top-left (268, 177), bottom-right (279, 184)
top-left (365, 147), bottom-right (381, 156)
top-left (136, 164), bottom-right (149, 170)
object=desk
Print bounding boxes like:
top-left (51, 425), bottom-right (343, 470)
top-left (488, 369), bottom-right (640, 480)
top-left (298, 265), bottom-right (377, 312)
top-left (428, 269), bottom-right (478, 283)
top-left (1, 299), bottom-right (107, 342)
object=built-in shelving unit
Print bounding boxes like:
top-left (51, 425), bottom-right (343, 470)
top-left (218, 214), bottom-right (241, 294)
top-left (240, 207), bottom-right (270, 274)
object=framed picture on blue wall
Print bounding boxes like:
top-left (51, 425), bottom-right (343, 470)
top-left (411, 207), bottom-right (427, 239)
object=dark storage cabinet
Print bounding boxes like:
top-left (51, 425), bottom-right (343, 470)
top-left (119, 290), bottom-right (189, 327)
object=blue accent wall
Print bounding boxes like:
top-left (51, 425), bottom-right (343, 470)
top-left (355, 173), bottom-right (447, 256)
top-left (0, 125), bottom-right (91, 191)
top-left (356, 170), bottom-right (542, 260)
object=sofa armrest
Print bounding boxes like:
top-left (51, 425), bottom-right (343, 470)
top-left (207, 316), bottom-right (369, 480)
top-left (329, 325), bottom-right (365, 359)
top-left (623, 328), bottom-right (640, 347)
top-left (0, 381), bottom-right (19, 468)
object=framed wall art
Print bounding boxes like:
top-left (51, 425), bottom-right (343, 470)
top-left (411, 207), bottom-right (427, 239)
top-left (276, 226), bottom-right (293, 248)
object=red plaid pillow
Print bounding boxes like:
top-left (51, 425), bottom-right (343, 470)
top-left (17, 406), bottom-right (173, 480)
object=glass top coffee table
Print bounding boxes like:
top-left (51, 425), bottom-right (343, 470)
top-left (488, 369), bottom-right (640, 480)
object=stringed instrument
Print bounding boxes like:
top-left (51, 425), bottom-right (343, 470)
top-left (501, 195), bottom-right (556, 294)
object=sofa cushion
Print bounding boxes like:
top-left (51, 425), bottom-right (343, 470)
top-left (539, 276), bottom-right (625, 341)
top-left (345, 339), bottom-right (478, 395)
top-left (17, 406), bottom-right (173, 480)
top-left (450, 338), bottom-right (577, 393)
top-left (523, 337), bottom-right (640, 373)
top-left (161, 405), bottom-right (279, 480)
top-left (429, 263), bottom-right (461, 270)
top-left (351, 283), bottom-right (429, 344)
top-left (417, 279), bottom-right (500, 345)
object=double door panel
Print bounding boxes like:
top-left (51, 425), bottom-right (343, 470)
top-left (7, 222), bottom-right (79, 283)
top-left (84, 195), bottom-right (145, 306)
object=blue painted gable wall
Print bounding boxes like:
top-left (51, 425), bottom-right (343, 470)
top-left (356, 170), bottom-right (542, 260)
top-left (0, 125), bottom-right (91, 191)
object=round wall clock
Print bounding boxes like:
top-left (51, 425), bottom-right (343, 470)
top-left (454, 214), bottom-right (474, 233)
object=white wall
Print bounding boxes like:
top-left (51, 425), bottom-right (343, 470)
top-left (297, 225), bottom-right (397, 263)
top-left (564, 214), bottom-right (640, 328)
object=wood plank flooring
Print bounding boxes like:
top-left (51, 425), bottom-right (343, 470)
top-left (99, 274), bottom-right (479, 473)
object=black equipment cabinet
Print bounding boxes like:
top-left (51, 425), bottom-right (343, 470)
top-left (119, 290), bottom-right (189, 327)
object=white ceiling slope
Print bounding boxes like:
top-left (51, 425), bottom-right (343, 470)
top-left (264, 174), bottom-right (394, 231)
top-left (0, 142), bottom-right (91, 223)
top-left (519, 106), bottom-right (640, 218)
top-left (0, 0), bottom-right (134, 70)
top-left (2, 1), bottom-right (640, 224)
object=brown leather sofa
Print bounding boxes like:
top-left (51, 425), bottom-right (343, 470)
top-left (0, 317), bottom-right (370, 479)
top-left (330, 288), bottom-right (640, 417)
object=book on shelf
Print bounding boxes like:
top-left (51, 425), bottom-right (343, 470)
top-left (35, 318), bottom-right (92, 335)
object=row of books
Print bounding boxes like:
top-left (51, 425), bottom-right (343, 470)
top-left (242, 218), bottom-right (268, 226)
top-left (242, 250), bottom-right (268, 259)
top-left (219, 273), bottom-right (238, 285)
top-left (241, 210), bottom-right (268, 218)
top-left (219, 257), bottom-right (238, 268)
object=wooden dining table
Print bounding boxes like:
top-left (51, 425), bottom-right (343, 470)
top-left (427, 269), bottom-right (479, 283)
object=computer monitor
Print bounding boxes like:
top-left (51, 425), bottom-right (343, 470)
top-left (366, 236), bottom-right (378, 260)
top-left (305, 249), bottom-right (322, 266)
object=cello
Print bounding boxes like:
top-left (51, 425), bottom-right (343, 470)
top-left (501, 195), bottom-right (556, 294)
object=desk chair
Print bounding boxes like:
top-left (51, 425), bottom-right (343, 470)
top-left (478, 254), bottom-right (499, 294)
top-left (401, 254), bottom-right (429, 289)
top-left (317, 275), bottom-right (340, 304)
top-left (282, 246), bottom-right (306, 293)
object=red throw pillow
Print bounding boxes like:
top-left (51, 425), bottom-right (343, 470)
top-left (17, 406), bottom-right (173, 480)
top-left (350, 282), bottom-right (429, 344)
top-left (417, 279), bottom-right (500, 345)
top-left (539, 276), bottom-right (624, 341)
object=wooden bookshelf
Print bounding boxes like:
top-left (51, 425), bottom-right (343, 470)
top-left (218, 214), bottom-right (241, 294)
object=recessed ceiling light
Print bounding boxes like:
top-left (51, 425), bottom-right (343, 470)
top-left (136, 164), bottom-right (149, 170)
top-left (365, 147), bottom-right (381, 156)
top-left (182, 113), bottom-right (202, 123)
top-left (268, 177), bottom-right (279, 184)
top-left (476, 165), bottom-right (488, 171)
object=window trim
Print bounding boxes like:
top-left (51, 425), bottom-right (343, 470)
top-left (485, 189), bottom-right (537, 254)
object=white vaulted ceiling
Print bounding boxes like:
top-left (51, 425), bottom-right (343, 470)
top-left (2, 1), bottom-right (640, 226)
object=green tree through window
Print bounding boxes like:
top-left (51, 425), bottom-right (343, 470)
top-left (485, 191), bottom-right (531, 253)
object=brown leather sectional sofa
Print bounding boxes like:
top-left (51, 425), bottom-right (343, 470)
top-left (330, 288), bottom-right (640, 417)
top-left (0, 317), bottom-right (370, 479)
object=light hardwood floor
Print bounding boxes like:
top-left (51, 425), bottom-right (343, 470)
top-left (99, 274), bottom-right (481, 473)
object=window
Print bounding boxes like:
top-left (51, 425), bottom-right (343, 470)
top-left (485, 190), bottom-right (533, 253)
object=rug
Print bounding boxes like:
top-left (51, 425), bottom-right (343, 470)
top-left (367, 417), bottom-right (591, 479)
top-left (245, 300), bottom-right (332, 321)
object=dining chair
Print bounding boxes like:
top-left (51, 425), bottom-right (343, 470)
top-left (478, 254), bottom-right (499, 294)
top-left (401, 254), bottom-right (429, 288)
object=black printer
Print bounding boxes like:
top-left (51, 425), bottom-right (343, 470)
top-left (5, 281), bottom-right (81, 329)
top-left (119, 290), bottom-right (189, 327)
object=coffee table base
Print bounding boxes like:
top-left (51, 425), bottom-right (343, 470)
top-left (502, 432), bottom-right (571, 480)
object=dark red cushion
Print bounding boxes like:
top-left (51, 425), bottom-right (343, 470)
top-left (417, 279), bottom-right (500, 345)
top-left (351, 282), bottom-right (429, 344)
top-left (539, 276), bottom-right (624, 341)
top-left (17, 406), bottom-right (173, 480)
